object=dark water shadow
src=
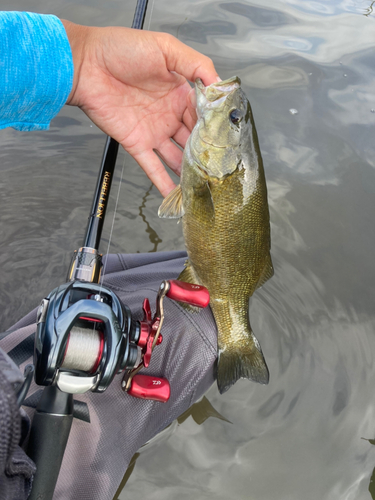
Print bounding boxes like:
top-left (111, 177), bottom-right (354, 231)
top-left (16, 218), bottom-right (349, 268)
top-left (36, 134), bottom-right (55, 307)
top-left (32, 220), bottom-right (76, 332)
top-left (138, 184), bottom-right (162, 252)
top-left (364, 1), bottom-right (375, 16)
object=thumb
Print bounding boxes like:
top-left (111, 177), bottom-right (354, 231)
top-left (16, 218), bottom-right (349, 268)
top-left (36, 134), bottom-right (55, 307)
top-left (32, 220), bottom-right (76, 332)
top-left (157, 32), bottom-right (220, 86)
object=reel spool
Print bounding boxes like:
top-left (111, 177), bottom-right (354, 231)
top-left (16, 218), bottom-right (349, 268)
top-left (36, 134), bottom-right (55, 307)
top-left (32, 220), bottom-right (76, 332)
top-left (61, 318), bottom-right (105, 374)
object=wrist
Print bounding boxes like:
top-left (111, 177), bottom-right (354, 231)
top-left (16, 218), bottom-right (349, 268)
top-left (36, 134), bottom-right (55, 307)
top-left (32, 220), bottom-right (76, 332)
top-left (61, 19), bottom-right (90, 106)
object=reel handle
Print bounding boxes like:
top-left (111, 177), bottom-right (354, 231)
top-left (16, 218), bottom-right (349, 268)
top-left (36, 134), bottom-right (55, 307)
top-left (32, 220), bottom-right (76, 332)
top-left (166, 280), bottom-right (210, 308)
top-left (122, 279), bottom-right (210, 403)
top-left (127, 374), bottom-right (170, 403)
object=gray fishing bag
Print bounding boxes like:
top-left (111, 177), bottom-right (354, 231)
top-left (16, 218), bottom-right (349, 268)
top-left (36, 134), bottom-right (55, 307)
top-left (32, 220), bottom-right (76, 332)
top-left (0, 251), bottom-right (217, 500)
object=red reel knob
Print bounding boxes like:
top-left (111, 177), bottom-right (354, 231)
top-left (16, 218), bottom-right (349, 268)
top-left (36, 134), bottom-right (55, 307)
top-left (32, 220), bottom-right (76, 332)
top-left (166, 280), bottom-right (210, 308)
top-left (127, 374), bottom-right (170, 403)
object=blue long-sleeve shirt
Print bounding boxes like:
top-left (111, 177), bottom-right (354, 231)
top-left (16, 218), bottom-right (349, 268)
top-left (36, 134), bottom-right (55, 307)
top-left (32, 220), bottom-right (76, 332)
top-left (0, 11), bottom-right (73, 131)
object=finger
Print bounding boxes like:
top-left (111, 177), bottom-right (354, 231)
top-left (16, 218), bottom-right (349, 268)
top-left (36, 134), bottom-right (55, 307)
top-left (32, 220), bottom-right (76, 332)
top-left (179, 88), bottom-right (197, 133)
top-left (172, 124), bottom-right (191, 149)
top-left (131, 149), bottom-right (176, 198)
top-left (182, 106), bottom-right (195, 133)
top-left (157, 33), bottom-right (220, 86)
top-left (154, 139), bottom-right (184, 176)
top-left (186, 88), bottom-right (198, 130)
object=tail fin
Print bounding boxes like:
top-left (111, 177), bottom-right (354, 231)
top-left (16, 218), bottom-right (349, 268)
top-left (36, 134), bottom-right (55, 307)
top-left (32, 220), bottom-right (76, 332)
top-left (216, 332), bottom-right (269, 394)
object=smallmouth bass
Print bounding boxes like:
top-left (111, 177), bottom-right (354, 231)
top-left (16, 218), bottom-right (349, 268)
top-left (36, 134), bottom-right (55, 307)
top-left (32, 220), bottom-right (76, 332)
top-left (159, 76), bottom-right (273, 394)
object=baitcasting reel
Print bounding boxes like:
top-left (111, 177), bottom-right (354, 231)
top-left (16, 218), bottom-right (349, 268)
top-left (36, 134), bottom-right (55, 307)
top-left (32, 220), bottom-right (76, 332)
top-left (34, 248), bottom-right (210, 403)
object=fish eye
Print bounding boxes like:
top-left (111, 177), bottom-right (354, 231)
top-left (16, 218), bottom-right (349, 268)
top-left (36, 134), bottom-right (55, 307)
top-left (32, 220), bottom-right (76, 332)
top-left (229, 109), bottom-right (243, 125)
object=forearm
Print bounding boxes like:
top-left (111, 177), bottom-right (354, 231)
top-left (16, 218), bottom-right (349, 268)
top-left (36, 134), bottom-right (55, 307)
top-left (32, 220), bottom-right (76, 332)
top-left (0, 12), bottom-right (73, 131)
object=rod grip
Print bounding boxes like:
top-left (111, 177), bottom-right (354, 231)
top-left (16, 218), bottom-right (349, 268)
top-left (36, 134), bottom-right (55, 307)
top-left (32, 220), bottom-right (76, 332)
top-left (27, 387), bottom-right (73, 500)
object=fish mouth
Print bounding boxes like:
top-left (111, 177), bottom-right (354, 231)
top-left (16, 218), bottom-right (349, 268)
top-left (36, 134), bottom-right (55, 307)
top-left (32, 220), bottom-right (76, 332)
top-left (196, 76), bottom-right (241, 102)
top-left (194, 76), bottom-right (241, 150)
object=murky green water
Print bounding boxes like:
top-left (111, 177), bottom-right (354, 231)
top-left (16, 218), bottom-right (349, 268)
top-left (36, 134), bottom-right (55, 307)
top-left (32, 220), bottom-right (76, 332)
top-left (1, 0), bottom-right (375, 498)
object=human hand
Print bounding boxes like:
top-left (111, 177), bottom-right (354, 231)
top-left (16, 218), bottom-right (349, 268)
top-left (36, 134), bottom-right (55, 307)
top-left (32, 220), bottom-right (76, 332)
top-left (62, 20), bottom-right (219, 197)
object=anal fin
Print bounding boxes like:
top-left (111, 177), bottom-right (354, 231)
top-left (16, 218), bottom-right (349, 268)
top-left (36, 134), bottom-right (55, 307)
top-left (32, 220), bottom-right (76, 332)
top-left (255, 256), bottom-right (274, 291)
top-left (178, 261), bottom-right (200, 284)
top-left (177, 261), bottom-right (203, 313)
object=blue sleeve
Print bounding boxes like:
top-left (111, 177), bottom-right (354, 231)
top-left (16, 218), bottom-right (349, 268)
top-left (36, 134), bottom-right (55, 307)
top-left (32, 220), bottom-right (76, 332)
top-left (0, 12), bottom-right (74, 131)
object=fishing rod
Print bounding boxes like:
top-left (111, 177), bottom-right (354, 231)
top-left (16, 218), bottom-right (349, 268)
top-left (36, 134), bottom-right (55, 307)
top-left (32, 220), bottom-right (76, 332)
top-left (84, 0), bottom-right (151, 252)
top-left (24, 1), bottom-right (210, 499)
top-left (26, 4), bottom-right (151, 493)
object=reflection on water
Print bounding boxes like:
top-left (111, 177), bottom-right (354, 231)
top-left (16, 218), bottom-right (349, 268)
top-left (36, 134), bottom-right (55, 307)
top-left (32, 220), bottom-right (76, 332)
top-left (113, 452), bottom-right (140, 499)
top-left (1, 0), bottom-right (375, 498)
top-left (177, 396), bottom-right (232, 425)
top-left (364, 1), bottom-right (375, 16)
top-left (362, 439), bottom-right (375, 498)
top-left (138, 184), bottom-right (163, 252)
top-left (116, 396), bottom-right (231, 497)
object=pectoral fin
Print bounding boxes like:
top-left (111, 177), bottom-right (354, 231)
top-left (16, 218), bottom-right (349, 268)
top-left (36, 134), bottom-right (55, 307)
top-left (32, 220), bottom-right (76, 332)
top-left (158, 184), bottom-right (184, 218)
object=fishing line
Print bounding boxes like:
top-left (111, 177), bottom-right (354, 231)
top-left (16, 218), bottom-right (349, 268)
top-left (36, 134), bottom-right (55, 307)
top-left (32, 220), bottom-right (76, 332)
top-left (94, 0), bottom-right (152, 300)
top-left (99, 154), bottom-right (125, 295)
top-left (147, 0), bottom-right (155, 30)
top-left (99, 0), bottom-right (153, 293)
